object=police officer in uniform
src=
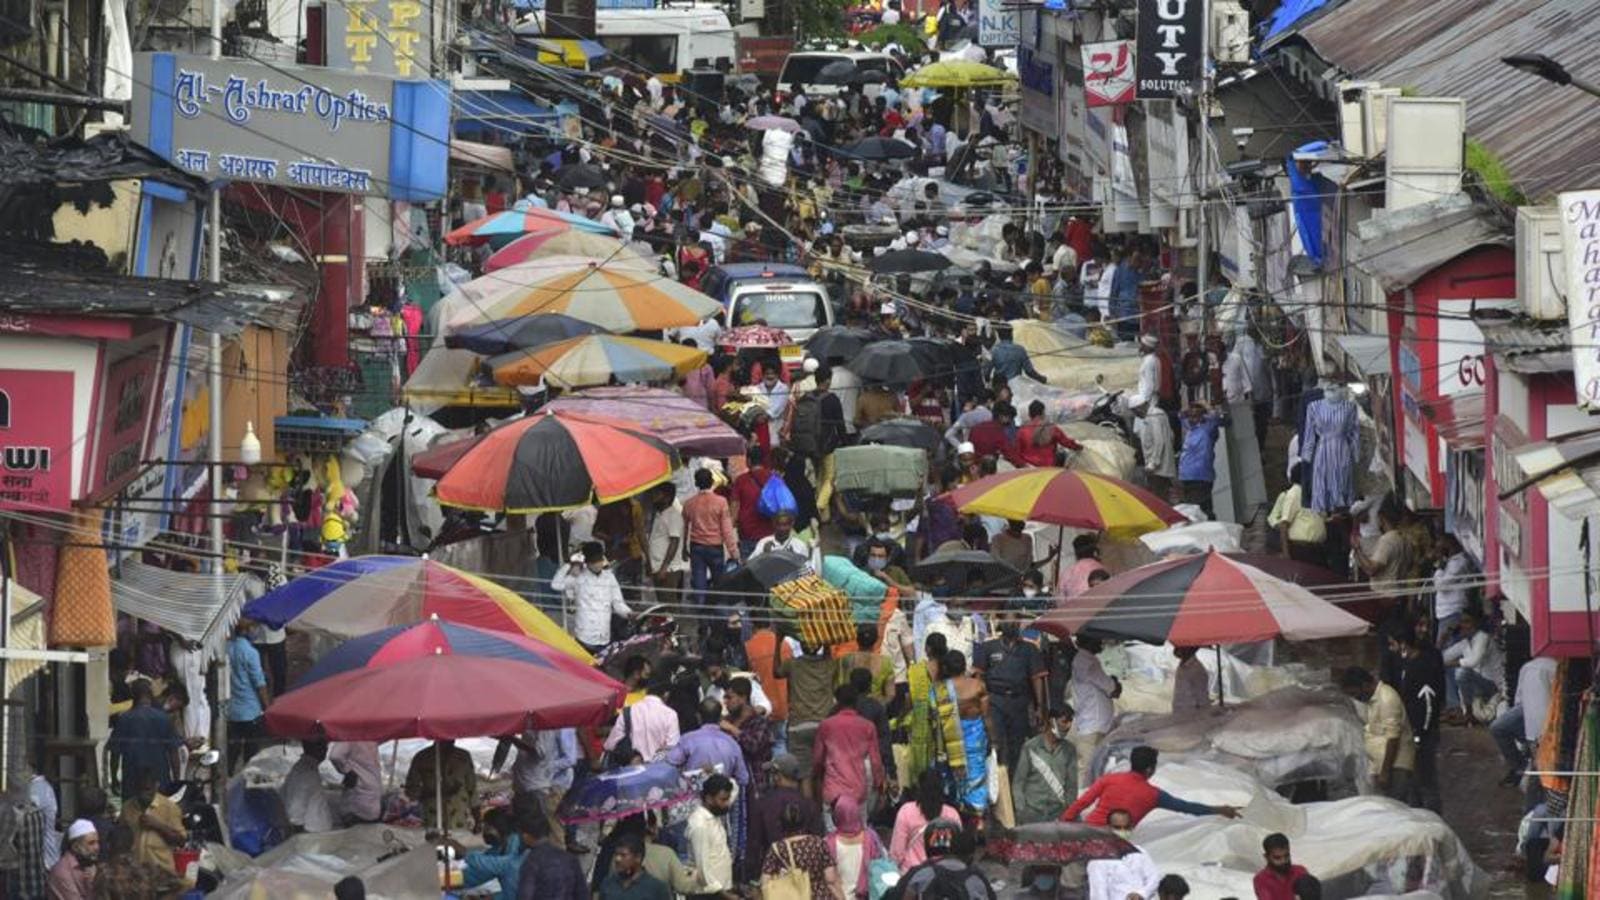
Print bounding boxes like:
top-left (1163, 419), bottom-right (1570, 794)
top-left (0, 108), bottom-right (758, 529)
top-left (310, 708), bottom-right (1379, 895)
top-left (973, 615), bottom-right (1048, 771)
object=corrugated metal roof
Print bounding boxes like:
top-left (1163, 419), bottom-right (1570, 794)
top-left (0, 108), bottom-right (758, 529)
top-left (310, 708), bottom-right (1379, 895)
top-left (1296, 0), bottom-right (1600, 201)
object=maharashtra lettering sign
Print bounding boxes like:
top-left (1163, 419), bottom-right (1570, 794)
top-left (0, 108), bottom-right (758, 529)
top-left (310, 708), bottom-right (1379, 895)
top-left (131, 52), bottom-right (451, 201)
top-left (1135, 0), bottom-right (1203, 99)
top-left (977, 0), bottom-right (1018, 48)
top-left (327, 0), bottom-right (433, 78)
top-left (1082, 40), bottom-right (1135, 107)
top-left (1560, 189), bottom-right (1600, 409)
top-left (0, 370), bottom-right (73, 512)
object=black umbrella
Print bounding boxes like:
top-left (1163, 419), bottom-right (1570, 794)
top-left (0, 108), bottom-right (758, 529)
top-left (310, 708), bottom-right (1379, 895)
top-left (444, 313), bottom-right (610, 355)
top-left (714, 550), bottom-right (810, 596)
top-left (849, 68), bottom-right (889, 85)
top-left (906, 337), bottom-right (959, 375)
top-left (850, 340), bottom-right (934, 384)
top-left (814, 59), bottom-right (859, 85)
top-left (868, 249), bottom-right (953, 274)
top-left (842, 137), bottom-right (919, 160)
top-left (806, 326), bottom-right (878, 364)
top-left (910, 547), bottom-right (1020, 592)
top-left (555, 164), bottom-right (608, 191)
top-left (860, 417), bottom-right (943, 452)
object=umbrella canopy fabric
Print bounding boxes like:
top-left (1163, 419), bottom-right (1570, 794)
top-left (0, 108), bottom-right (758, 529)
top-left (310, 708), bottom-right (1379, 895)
top-left (544, 386), bottom-right (746, 458)
top-left (444, 209), bottom-right (614, 245)
top-left (814, 59), bottom-right (860, 84)
top-left (745, 115), bottom-right (802, 133)
top-left (901, 59), bottom-right (1016, 88)
top-left (558, 762), bottom-right (695, 824)
top-left (715, 550), bottom-right (811, 596)
top-left (264, 620), bottom-right (624, 741)
top-left (433, 411), bottom-right (679, 513)
top-left (717, 324), bottom-right (793, 349)
top-left (1032, 551), bottom-right (1370, 646)
top-left (868, 249), bottom-right (953, 273)
top-left (485, 334), bottom-right (707, 388)
top-left (987, 822), bottom-right (1138, 865)
top-left (806, 326), bottom-right (878, 363)
top-left (911, 547), bottom-right (1020, 591)
top-left (555, 163), bottom-right (608, 191)
top-left (851, 340), bottom-right (934, 384)
top-left (484, 229), bottom-right (652, 273)
top-left (948, 468), bottom-right (1185, 540)
top-left (444, 313), bottom-right (610, 356)
top-left (842, 137), bottom-right (919, 160)
top-left (859, 417), bottom-right (943, 452)
top-left (240, 555), bottom-right (592, 662)
top-left (442, 259), bottom-right (721, 332)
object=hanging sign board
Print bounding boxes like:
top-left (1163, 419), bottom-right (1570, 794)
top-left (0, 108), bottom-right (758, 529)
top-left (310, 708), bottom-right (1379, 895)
top-left (1082, 40), bottom-right (1135, 107)
top-left (1135, 0), bottom-right (1204, 99)
top-left (1560, 189), bottom-right (1600, 409)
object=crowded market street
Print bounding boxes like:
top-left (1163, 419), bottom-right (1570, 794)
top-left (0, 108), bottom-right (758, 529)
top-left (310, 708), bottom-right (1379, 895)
top-left (1, 0), bottom-right (1599, 898)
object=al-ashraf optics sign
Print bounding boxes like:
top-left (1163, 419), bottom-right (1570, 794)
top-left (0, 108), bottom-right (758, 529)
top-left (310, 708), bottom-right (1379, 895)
top-left (132, 52), bottom-right (450, 201)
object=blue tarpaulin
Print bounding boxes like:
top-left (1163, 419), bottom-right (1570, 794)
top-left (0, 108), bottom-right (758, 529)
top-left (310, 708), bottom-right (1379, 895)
top-left (454, 90), bottom-right (568, 139)
top-left (1264, 0), bottom-right (1330, 38)
top-left (1285, 140), bottom-right (1328, 267)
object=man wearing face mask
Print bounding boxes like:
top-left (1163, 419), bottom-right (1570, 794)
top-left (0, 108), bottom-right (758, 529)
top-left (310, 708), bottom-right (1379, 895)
top-left (1011, 707), bottom-right (1077, 824)
top-left (1084, 809), bottom-right (1161, 900)
top-left (972, 615), bottom-right (1047, 770)
top-left (553, 541), bottom-right (635, 655)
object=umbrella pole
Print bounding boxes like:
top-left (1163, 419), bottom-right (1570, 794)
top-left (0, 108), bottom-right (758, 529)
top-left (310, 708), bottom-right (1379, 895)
top-left (558, 524), bottom-right (570, 632)
top-left (1055, 525), bottom-right (1065, 588)
top-left (1215, 644), bottom-right (1226, 708)
top-left (436, 748), bottom-right (447, 840)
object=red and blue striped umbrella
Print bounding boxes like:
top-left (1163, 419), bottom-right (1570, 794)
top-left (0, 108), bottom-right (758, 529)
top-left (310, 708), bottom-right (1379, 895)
top-left (444, 208), bottom-right (616, 246)
top-left (265, 619), bottom-right (624, 742)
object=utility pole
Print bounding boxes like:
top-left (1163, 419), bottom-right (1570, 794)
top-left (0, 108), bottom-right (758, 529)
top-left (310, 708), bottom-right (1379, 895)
top-left (209, 0), bottom-right (231, 844)
top-left (1195, 0), bottom-right (1211, 312)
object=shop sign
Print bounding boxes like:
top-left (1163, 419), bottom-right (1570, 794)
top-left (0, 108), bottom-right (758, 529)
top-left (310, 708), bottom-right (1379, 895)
top-left (1135, 0), bottom-right (1203, 100)
top-left (1082, 40), bottom-right (1135, 107)
top-left (0, 370), bottom-right (74, 512)
top-left (1446, 447), bottom-right (1485, 564)
top-left (977, 0), bottom-right (1018, 48)
top-left (327, 0), bottom-right (433, 78)
top-left (88, 337), bottom-right (166, 502)
top-left (1559, 189), bottom-right (1600, 409)
top-left (1018, 47), bottom-right (1058, 136)
top-left (131, 52), bottom-right (451, 202)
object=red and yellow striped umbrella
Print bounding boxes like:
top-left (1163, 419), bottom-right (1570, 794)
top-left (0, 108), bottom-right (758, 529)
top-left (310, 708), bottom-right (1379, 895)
top-left (487, 334), bottom-right (707, 389)
top-left (946, 467), bottom-right (1184, 539)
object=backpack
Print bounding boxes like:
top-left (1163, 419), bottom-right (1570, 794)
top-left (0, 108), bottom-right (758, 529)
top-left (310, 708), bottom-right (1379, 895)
top-left (604, 706), bottom-right (636, 768)
top-left (757, 472), bottom-right (798, 519)
top-left (787, 392), bottom-right (825, 458)
top-left (760, 836), bottom-right (813, 900)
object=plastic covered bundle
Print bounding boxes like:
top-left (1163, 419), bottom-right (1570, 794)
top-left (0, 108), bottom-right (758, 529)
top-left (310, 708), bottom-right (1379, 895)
top-left (208, 823), bottom-right (438, 899)
top-left (771, 574), bottom-right (855, 647)
top-left (820, 555), bottom-right (888, 624)
top-left (1093, 686), bottom-right (1369, 795)
top-left (1108, 641), bottom-right (1325, 716)
top-left (1007, 321), bottom-right (1144, 393)
top-left (831, 445), bottom-right (929, 497)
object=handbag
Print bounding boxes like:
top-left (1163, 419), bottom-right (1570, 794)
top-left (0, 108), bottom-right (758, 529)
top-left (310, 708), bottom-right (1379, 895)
top-left (604, 705), bottom-right (636, 769)
top-left (760, 836), bottom-right (813, 900)
top-left (991, 760), bottom-right (1017, 829)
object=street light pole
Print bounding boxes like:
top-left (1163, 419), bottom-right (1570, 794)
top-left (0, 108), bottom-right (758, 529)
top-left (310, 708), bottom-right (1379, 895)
top-left (1501, 53), bottom-right (1600, 99)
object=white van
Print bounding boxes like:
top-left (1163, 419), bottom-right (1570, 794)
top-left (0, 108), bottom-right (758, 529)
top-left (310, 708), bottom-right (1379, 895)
top-left (776, 50), bottom-right (904, 99)
top-left (516, 5), bottom-right (735, 80)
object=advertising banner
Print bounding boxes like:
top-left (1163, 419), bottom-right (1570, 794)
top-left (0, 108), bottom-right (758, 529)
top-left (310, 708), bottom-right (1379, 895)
top-left (1135, 0), bottom-right (1203, 99)
top-left (0, 370), bottom-right (74, 512)
top-left (978, 0), bottom-right (1019, 48)
top-left (1018, 46), bottom-right (1057, 137)
top-left (1082, 40), bottom-right (1135, 107)
top-left (326, 0), bottom-right (434, 78)
top-left (132, 52), bottom-right (451, 201)
top-left (1560, 189), bottom-right (1600, 409)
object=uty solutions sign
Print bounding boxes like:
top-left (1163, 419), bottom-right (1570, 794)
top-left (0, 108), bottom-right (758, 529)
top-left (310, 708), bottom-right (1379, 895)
top-left (131, 52), bottom-right (450, 201)
top-left (1135, 0), bottom-right (1203, 99)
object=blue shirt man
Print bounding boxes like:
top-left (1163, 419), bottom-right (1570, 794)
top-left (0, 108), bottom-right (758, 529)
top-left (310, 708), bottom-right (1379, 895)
top-left (1178, 409), bottom-right (1224, 483)
top-left (988, 331), bottom-right (1048, 383)
top-left (1109, 252), bottom-right (1144, 339)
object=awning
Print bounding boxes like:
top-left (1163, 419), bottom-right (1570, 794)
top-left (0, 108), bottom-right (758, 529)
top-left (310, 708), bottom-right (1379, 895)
top-left (450, 139), bottom-right (514, 174)
top-left (111, 560), bottom-right (248, 662)
top-left (3, 581), bottom-right (45, 693)
top-left (1333, 333), bottom-right (1391, 377)
top-left (1505, 428), bottom-right (1600, 521)
top-left (1424, 391), bottom-right (1485, 449)
top-left (454, 90), bottom-right (565, 139)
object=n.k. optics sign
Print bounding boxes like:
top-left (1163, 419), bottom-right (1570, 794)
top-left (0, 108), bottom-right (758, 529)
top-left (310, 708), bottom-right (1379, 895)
top-left (1135, 0), bottom-right (1204, 99)
top-left (132, 52), bottom-right (451, 201)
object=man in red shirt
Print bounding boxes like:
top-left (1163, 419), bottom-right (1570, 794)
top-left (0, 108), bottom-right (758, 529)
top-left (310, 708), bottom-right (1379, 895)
top-left (1252, 833), bottom-right (1311, 900)
top-left (728, 446), bottom-right (774, 559)
top-left (811, 682), bottom-right (885, 809)
top-left (967, 402), bottom-right (1022, 465)
top-left (1060, 745), bottom-right (1238, 827)
top-left (1014, 400), bottom-right (1083, 468)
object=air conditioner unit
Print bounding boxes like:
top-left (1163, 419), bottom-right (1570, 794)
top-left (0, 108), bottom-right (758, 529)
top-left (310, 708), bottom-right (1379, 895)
top-left (1385, 96), bottom-right (1464, 211)
top-left (1338, 81), bottom-right (1377, 158)
top-left (1517, 205), bottom-right (1567, 320)
top-left (1211, 1), bottom-right (1250, 64)
top-left (1363, 86), bottom-right (1401, 159)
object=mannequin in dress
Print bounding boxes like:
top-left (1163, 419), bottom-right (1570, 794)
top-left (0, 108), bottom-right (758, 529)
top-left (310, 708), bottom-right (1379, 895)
top-left (1300, 381), bottom-right (1359, 514)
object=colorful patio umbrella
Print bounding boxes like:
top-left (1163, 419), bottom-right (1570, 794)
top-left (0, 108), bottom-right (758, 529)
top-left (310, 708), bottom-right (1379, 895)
top-left (240, 555), bottom-right (592, 662)
top-left (264, 619), bottom-right (625, 834)
top-left (901, 59), bottom-right (1016, 89)
top-left (441, 258), bottom-right (721, 333)
top-left (557, 762), bottom-right (695, 824)
top-left (433, 411), bottom-right (679, 513)
top-left (444, 312), bottom-right (610, 356)
top-left (544, 386), bottom-right (747, 458)
top-left (485, 334), bottom-right (707, 389)
top-left (484, 229), bottom-right (652, 273)
top-left (947, 467), bottom-right (1184, 540)
top-left (1031, 550), bottom-right (1370, 646)
top-left (444, 208), bottom-right (615, 245)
